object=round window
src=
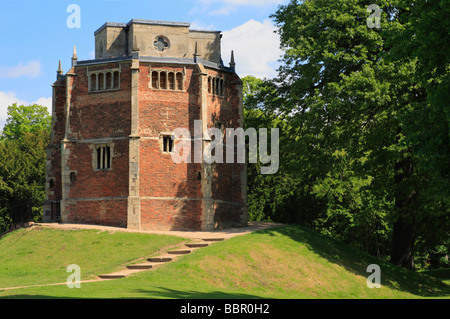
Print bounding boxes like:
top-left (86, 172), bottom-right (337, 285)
top-left (154, 36), bottom-right (170, 52)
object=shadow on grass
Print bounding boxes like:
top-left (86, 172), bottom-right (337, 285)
top-left (132, 287), bottom-right (269, 299)
top-left (0, 287), bottom-right (267, 299)
top-left (259, 225), bottom-right (450, 298)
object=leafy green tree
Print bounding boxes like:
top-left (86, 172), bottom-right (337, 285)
top-left (243, 76), bottom-right (313, 224)
top-left (0, 104), bottom-right (50, 232)
top-left (270, 0), bottom-right (443, 268)
top-left (1, 103), bottom-right (51, 140)
top-left (388, 0), bottom-right (450, 266)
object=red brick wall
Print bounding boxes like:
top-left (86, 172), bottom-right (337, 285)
top-left (136, 64), bottom-right (245, 230)
top-left (65, 199), bottom-right (127, 227)
top-left (69, 63), bottom-right (132, 140)
top-left (66, 140), bottom-right (129, 199)
top-left (46, 80), bottom-right (67, 206)
top-left (207, 70), bottom-right (246, 226)
top-left (137, 63), bottom-right (204, 229)
top-left (51, 83), bottom-right (67, 144)
top-left (53, 62), bottom-right (132, 226)
top-left (47, 59), bottom-right (245, 230)
top-left (214, 201), bottom-right (244, 228)
top-left (47, 148), bottom-right (62, 201)
top-left (140, 198), bottom-right (202, 230)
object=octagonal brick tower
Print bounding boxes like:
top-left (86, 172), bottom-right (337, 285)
top-left (43, 19), bottom-right (247, 231)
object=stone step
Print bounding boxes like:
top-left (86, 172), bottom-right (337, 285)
top-left (167, 249), bottom-right (191, 255)
top-left (97, 238), bottom-right (221, 280)
top-left (127, 263), bottom-right (153, 270)
top-left (148, 256), bottom-right (173, 262)
top-left (185, 243), bottom-right (209, 248)
top-left (98, 273), bottom-right (127, 279)
top-left (202, 238), bottom-right (224, 242)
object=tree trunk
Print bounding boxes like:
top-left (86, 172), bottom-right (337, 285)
top-left (390, 216), bottom-right (416, 270)
top-left (390, 150), bottom-right (417, 271)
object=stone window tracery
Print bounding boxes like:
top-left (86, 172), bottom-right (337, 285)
top-left (88, 69), bottom-right (120, 92)
top-left (207, 76), bottom-right (225, 97)
top-left (150, 69), bottom-right (184, 91)
top-left (153, 36), bottom-right (170, 52)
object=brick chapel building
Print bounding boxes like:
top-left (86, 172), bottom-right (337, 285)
top-left (43, 19), bottom-right (247, 231)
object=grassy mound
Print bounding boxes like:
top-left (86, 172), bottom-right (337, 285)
top-left (0, 226), bottom-right (185, 289)
top-left (0, 225), bottom-right (448, 298)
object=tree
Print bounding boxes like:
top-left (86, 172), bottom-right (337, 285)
top-left (0, 104), bottom-right (50, 232)
top-left (243, 76), bottom-right (301, 223)
top-left (1, 103), bottom-right (51, 140)
top-left (270, 0), bottom-right (441, 269)
top-left (388, 0), bottom-right (450, 267)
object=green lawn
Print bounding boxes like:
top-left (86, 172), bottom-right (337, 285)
top-left (419, 269), bottom-right (450, 286)
top-left (0, 225), bottom-right (448, 299)
top-left (0, 226), bottom-right (186, 289)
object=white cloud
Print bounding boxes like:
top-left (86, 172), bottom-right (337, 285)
top-left (190, 20), bottom-right (217, 31)
top-left (33, 97), bottom-right (52, 109)
top-left (191, 0), bottom-right (285, 16)
top-left (0, 60), bottom-right (42, 78)
top-left (0, 91), bottom-right (51, 130)
top-left (221, 19), bottom-right (282, 79)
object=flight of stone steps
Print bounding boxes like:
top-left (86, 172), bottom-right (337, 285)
top-left (98, 237), bottom-right (224, 279)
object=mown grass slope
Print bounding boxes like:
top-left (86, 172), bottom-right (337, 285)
top-left (0, 225), bottom-right (448, 298)
top-left (0, 226), bottom-right (185, 289)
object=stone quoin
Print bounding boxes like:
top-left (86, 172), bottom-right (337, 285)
top-left (44, 19), bottom-right (247, 231)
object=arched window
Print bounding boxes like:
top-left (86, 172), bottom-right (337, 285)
top-left (215, 78), bottom-right (220, 95)
top-left (208, 77), bottom-right (212, 94)
top-left (176, 73), bottom-right (183, 91)
top-left (96, 145), bottom-right (111, 170)
top-left (152, 71), bottom-right (159, 89)
top-left (106, 72), bottom-right (112, 89)
top-left (113, 71), bottom-right (120, 88)
top-left (98, 73), bottom-right (104, 90)
top-left (160, 72), bottom-right (167, 89)
top-left (90, 74), bottom-right (97, 91)
top-left (220, 79), bottom-right (224, 96)
top-left (168, 72), bottom-right (175, 90)
top-left (89, 70), bottom-right (119, 92)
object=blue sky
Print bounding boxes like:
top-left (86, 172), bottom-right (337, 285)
top-left (0, 0), bottom-right (287, 128)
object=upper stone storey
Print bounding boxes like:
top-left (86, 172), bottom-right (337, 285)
top-left (94, 19), bottom-right (222, 64)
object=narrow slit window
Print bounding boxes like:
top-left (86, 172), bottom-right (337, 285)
top-left (98, 73), bottom-right (104, 91)
top-left (90, 74), bottom-right (97, 91)
top-left (113, 71), bottom-right (120, 88)
top-left (106, 72), bottom-right (112, 89)
top-left (176, 73), bottom-right (183, 90)
top-left (102, 146), bottom-right (106, 168)
top-left (97, 147), bottom-right (101, 169)
top-left (160, 72), bottom-right (167, 89)
top-left (168, 72), bottom-right (175, 90)
top-left (162, 135), bottom-right (174, 153)
top-left (106, 146), bottom-right (111, 169)
top-left (152, 71), bottom-right (159, 89)
top-left (96, 145), bottom-right (112, 170)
